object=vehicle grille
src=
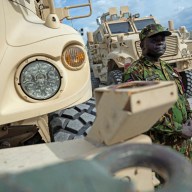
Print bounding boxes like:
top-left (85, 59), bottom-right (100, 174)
top-left (135, 36), bottom-right (178, 58)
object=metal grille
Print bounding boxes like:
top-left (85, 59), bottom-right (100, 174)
top-left (135, 36), bottom-right (178, 58)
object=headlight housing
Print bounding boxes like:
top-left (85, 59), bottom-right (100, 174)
top-left (15, 57), bottom-right (64, 102)
top-left (62, 45), bottom-right (86, 70)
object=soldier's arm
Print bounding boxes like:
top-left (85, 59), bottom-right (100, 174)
top-left (172, 68), bottom-right (192, 119)
top-left (123, 65), bottom-right (143, 82)
top-left (123, 70), bottom-right (134, 82)
top-left (151, 109), bottom-right (185, 136)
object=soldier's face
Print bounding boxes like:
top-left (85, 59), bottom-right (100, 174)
top-left (141, 34), bottom-right (166, 58)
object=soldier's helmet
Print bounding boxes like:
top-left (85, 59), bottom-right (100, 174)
top-left (139, 24), bottom-right (172, 41)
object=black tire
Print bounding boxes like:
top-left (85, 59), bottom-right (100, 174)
top-left (93, 143), bottom-right (192, 191)
top-left (91, 72), bottom-right (100, 90)
top-left (48, 98), bottom-right (96, 142)
top-left (107, 70), bottom-right (123, 85)
top-left (180, 70), bottom-right (192, 98)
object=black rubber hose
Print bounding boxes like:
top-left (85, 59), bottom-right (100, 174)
top-left (93, 143), bottom-right (192, 192)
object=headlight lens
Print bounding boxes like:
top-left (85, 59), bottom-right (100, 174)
top-left (62, 45), bottom-right (86, 70)
top-left (20, 60), bottom-right (61, 100)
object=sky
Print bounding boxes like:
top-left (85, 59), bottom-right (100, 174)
top-left (54, 0), bottom-right (192, 41)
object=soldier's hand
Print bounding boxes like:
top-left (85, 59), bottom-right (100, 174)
top-left (181, 119), bottom-right (192, 138)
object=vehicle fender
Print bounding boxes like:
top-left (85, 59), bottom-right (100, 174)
top-left (107, 51), bottom-right (132, 69)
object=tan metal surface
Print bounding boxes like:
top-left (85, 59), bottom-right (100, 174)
top-left (0, 134), bottom-right (150, 174)
top-left (87, 81), bottom-right (177, 145)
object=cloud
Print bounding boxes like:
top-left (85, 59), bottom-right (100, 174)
top-left (176, 6), bottom-right (185, 12)
top-left (55, 0), bottom-right (66, 7)
top-left (95, 0), bottom-right (109, 6)
top-left (172, 7), bottom-right (192, 30)
top-left (54, 0), bottom-right (192, 41)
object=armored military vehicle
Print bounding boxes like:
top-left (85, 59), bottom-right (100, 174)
top-left (0, 0), bottom-right (96, 148)
top-left (87, 6), bottom-right (192, 97)
top-left (1, 81), bottom-right (192, 192)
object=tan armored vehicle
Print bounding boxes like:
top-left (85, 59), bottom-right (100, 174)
top-left (0, 0), bottom-right (96, 148)
top-left (1, 81), bottom-right (192, 191)
top-left (87, 6), bottom-right (192, 97)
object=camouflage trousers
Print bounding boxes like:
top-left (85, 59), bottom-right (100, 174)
top-left (148, 131), bottom-right (192, 160)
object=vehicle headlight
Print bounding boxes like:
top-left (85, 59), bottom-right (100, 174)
top-left (62, 45), bottom-right (86, 70)
top-left (19, 60), bottom-right (61, 100)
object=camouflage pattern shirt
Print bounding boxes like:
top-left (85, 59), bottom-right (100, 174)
top-left (123, 56), bottom-right (192, 159)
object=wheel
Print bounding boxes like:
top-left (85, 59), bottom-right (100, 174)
top-left (48, 98), bottom-right (96, 142)
top-left (107, 70), bottom-right (122, 85)
top-left (91, 72), bottom-right (100, 90)
top-left (180, 70), bottom-right (192, 98)
top-left (93, 143), bottom-right (192, 191)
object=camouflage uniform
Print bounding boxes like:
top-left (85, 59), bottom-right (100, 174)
top-left (123, 24), bottom-right (192, 159)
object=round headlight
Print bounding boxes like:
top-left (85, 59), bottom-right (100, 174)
top-left (62, 45), bottom-right (86, 70)
top-left (20, 60), bottom-right (61, 100)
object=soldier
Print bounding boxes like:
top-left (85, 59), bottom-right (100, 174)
top-left (123, 24), bottom-right (192, 159)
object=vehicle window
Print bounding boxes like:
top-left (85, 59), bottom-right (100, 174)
top-left (108, 22), bottom-right (133, 34)
top-left (134, 19), bottom-right (156, 31)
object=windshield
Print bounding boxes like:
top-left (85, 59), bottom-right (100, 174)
top-left (108, 22), bottom-right (133, 34)
top-left (134, 19), bottom-right (156, 31)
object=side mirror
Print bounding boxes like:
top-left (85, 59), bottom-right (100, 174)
top-left (96, 17), bottom-right (102, 25)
